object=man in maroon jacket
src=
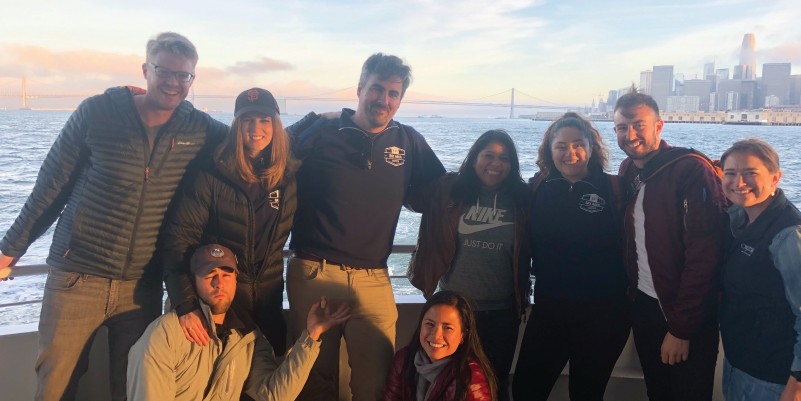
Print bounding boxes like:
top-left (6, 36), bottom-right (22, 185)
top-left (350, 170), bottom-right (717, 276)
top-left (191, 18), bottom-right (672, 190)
top-left (614, 87), bottom-right (727, 401)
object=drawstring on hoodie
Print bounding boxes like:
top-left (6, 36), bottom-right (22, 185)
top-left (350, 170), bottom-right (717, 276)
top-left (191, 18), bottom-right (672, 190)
top-left (476, 193), bottom-right (499, 217)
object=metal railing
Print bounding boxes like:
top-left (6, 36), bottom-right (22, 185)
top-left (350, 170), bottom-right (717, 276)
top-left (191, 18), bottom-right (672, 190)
top-left (0, 245), bottom-right (419, 309)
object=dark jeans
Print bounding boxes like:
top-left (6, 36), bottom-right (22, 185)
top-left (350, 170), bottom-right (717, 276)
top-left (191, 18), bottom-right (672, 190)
top-left (474, 307), bottom-right (521, 401)
top-left (36, 267), bottom-right (162, 401)
top-left (631, 290), bottom-right (719, 401)
top-left (512, 294), bottom-right (631, 401)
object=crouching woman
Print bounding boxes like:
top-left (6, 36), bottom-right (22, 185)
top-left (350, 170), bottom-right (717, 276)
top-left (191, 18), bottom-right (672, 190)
top-left (382, 291), bottom-right (496, 401)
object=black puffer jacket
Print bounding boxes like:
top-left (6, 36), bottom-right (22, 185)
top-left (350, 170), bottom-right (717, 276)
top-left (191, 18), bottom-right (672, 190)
top-left (0, 86), bottom-right (228, 281)
top-left (162, 151), bottom-right (299, 355)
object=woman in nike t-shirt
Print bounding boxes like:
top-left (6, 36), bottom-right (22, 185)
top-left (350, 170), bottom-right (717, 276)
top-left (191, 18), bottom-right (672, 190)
top-left (408, 129), bottom-right (531, 401)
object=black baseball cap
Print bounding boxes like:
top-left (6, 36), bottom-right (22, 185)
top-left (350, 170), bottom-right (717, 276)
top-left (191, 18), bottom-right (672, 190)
top-left (234, 87), bottom-right (280, 119)
top-left (190, 244), bottom-right (239, 277)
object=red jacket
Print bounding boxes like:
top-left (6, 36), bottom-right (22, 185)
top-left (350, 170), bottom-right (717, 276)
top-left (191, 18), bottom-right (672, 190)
top-left (382, 347), bottom-right (492, 401)
top-left (618, 140), bottom-right (728, 339)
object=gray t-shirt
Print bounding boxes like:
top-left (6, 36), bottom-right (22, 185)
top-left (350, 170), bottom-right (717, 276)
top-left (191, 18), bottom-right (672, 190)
top-left (439, 189), bottom-right (515, 310)
top-left (144, 123), bottom-right (163, 159)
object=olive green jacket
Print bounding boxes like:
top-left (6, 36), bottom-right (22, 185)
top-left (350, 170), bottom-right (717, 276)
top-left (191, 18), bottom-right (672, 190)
top-left (127, 301), bottom-right (320, 401)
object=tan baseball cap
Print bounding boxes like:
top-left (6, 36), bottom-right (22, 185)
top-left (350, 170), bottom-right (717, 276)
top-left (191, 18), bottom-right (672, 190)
top-left (190, 244), bottom-right (239, 277)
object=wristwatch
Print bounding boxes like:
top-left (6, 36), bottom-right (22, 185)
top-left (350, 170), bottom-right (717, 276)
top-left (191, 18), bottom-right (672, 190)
top-left (791, 371), bottom-right (801, 382)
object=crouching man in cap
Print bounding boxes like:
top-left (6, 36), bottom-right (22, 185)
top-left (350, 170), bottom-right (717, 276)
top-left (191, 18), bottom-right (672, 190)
top-left (127, 244), bottom-right (350, 401)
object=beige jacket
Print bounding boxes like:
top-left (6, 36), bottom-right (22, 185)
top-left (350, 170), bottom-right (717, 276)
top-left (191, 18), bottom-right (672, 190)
top-left (127, 302), bottom-right (320, 401)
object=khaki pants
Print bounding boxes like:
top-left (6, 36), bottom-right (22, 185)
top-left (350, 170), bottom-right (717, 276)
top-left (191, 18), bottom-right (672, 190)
top-left (286, 255), bottom-right (398, 401)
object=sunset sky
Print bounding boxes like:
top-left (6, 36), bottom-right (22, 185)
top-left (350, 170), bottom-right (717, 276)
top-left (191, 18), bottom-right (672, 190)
top-left (1, 0), bottom-right (799, 116)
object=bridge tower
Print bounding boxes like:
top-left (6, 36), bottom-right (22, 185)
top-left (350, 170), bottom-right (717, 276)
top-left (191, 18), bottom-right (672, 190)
top-left (21, 77), bottom-right (30, 110)
top-left (510, 88), bottom-right (515, 119)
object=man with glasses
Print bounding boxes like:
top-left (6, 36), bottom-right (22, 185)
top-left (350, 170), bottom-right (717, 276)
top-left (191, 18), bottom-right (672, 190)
top-left (288, 53), bottom-right (445, 401)
top-left (0, 32), bottom-right (322, 401)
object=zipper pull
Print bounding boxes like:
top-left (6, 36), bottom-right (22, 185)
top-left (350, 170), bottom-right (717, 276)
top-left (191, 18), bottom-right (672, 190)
top-left (145, 167), bottom-right (149, 182)
top-left (367, 159), bottom-right (372, 169)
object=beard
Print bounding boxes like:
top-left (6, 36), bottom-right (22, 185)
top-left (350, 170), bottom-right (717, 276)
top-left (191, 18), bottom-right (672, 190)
top-left (365, 102), bottom-right (391, 128)
top-left (620, 138), bottom-right (659, 160)
top-left (205, 293), bottom-right (233, 315)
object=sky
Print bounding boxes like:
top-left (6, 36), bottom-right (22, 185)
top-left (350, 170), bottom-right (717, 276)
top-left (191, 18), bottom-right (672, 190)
top-left (1, 0), bottom-right (799, 116)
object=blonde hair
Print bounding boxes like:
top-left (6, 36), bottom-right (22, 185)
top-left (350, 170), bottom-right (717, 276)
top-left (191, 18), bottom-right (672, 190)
top-left (214, 114), bottom-right (298, 189)
top-left (146, 32), bottom-right (198, 66)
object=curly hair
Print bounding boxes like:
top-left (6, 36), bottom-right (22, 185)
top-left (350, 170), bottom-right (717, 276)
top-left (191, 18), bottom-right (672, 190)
top-left (536, 112), bottom-right (609, 177)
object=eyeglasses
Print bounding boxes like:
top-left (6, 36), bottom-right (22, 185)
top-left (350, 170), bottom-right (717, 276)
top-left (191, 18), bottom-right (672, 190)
top-left (147, 63), bottom-right (195, 83)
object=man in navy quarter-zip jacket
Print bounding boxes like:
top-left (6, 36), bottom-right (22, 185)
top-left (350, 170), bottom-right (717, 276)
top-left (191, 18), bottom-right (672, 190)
top-left (0, 33), bottom-right (321, 401)
top-left (287, 53), bottom-right (445, 401)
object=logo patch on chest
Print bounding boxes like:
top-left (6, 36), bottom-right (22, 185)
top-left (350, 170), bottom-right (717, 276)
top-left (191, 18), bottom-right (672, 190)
top-left (740, 243), bottom-right (755, 256)
top-left (269, 190), bottom-right (280, 210)
top-left (384, 147), bottom-right (406, 166)
top-left (579, 193), bottom-right (606, 213)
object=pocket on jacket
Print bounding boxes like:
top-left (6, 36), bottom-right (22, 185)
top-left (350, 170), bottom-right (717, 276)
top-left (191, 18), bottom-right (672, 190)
top-left (287, 257), bottom-right (320, 280)
top-left (45, 268), bottom-right (83, 291)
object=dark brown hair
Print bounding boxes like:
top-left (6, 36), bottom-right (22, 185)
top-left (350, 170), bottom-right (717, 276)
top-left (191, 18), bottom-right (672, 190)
top-left (721, 138), bottom-right (781, 173)
top-left (452, 129), bottom-right (528, 206)
top-left (359, 53), bottom-right (413, 97)
top-left (536, 112), bottom-right (609, 177)
top-left (614, 84), bottom-right (660, 119)
top-left (401, 291), bottom-right (498, 401)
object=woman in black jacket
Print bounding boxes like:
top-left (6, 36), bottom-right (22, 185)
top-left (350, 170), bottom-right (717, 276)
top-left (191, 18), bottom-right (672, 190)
top-left (512, 112), bottom-right (631, 400)
top-left (162, 88), bottom-right (304, 356)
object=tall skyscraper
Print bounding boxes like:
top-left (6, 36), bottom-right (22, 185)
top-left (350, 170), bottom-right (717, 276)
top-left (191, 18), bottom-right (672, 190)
top-left (703, 62), bottom-right (716, 78)
top-left (651, 65), bottom-right (674, 112)
top-left (739, 34), bottom-right (756, 80)
top-left (640, 70), bottom-right (653, 95)
top-left (762, 63), bottom-right (792, 105)
top-left (790, 75), bottom-right (801, 105)
top-left (608, 89), bottom-right (618, 108)
top-left (716, 68), bottom-right (730, 80)
top-left (684, 79), bottom-right (712, 112)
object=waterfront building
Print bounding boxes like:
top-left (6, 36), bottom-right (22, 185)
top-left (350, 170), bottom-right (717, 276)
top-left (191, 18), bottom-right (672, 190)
top-left (790, 75), bottom-right (801, 105)
top-left (667, 96), bottom-right (700, 113)
top-left (739, 33), bottom-right (757, 80)
top-left (640, 70), bottom-right (653, 94)
top-left (765, 95), bottom-right (781, 107)
top-left (704, 62), bottom-right (716, 78)
top-left (724, 108), bottom-right (801, 125)
top-left (662, 110), bottom-right (726, 123)
top-left (684, 79), bottom-right (712, 112)
top-left (651, 65), bottom-right (674, 112)
top-left (716, 68), bottom-right (730, 80)
top-left (726, 91), bottom-right (740, 111)
top-left (762, 63), bottom-right (792, 105)
top-left (534, 111), bottom-right (567, 121)
top-left (709, 93), bottom-right (717, 112)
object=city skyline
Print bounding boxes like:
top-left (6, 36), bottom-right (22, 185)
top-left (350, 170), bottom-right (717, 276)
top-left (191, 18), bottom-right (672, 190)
top-left (1, 0), bottom-right (799, 116)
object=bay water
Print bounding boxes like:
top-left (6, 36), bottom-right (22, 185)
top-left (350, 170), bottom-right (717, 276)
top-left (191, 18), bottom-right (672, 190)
top-left (1, 110), bottom-right (799, 326)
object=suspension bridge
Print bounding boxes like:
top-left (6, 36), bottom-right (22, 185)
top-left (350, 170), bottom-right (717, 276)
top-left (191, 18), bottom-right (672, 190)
top-left (0, 77), bottom-right (572, 116)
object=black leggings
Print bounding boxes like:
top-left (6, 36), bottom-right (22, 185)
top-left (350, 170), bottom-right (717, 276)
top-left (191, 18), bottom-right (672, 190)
top-left (513, 294), bottom-right (631, 401)
top-left (474, 308), bottom-right (522, 401)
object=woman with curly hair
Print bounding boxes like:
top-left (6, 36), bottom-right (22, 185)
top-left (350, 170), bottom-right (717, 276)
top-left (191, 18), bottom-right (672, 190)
top-left (513, 112), bottom-right (631, 400)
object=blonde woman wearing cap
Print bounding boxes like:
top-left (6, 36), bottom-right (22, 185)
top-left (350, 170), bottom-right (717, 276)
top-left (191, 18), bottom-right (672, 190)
top-left (162, 87), bottom-right (303, 356)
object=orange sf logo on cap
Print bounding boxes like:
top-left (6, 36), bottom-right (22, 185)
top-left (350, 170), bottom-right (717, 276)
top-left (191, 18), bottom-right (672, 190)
top-left (248, 90), bottom-right (259, 102)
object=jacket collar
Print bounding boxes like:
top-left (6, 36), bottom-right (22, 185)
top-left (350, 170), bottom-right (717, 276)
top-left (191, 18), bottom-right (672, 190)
top-left (199, 299), bottom-right (257, 341)
top-left (545, 165), bottom-right (605, 190)
top-left (728, 188), bottom-right (789, 240)
top-left (105, 86), bottom-right (195, 125)
top-left (338, 108), bottom-right (399, 135)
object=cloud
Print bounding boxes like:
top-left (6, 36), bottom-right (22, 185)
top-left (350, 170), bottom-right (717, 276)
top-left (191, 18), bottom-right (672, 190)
top-left (225, 57), bottom-right (294, 76)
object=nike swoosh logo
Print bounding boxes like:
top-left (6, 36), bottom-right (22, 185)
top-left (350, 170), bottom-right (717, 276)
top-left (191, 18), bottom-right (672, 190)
top-left (458, 215), bottom-right (513, 235)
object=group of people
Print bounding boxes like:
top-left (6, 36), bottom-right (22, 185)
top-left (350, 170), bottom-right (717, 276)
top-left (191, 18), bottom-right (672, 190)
top-left (0, 31), bottom-right (799, 401)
